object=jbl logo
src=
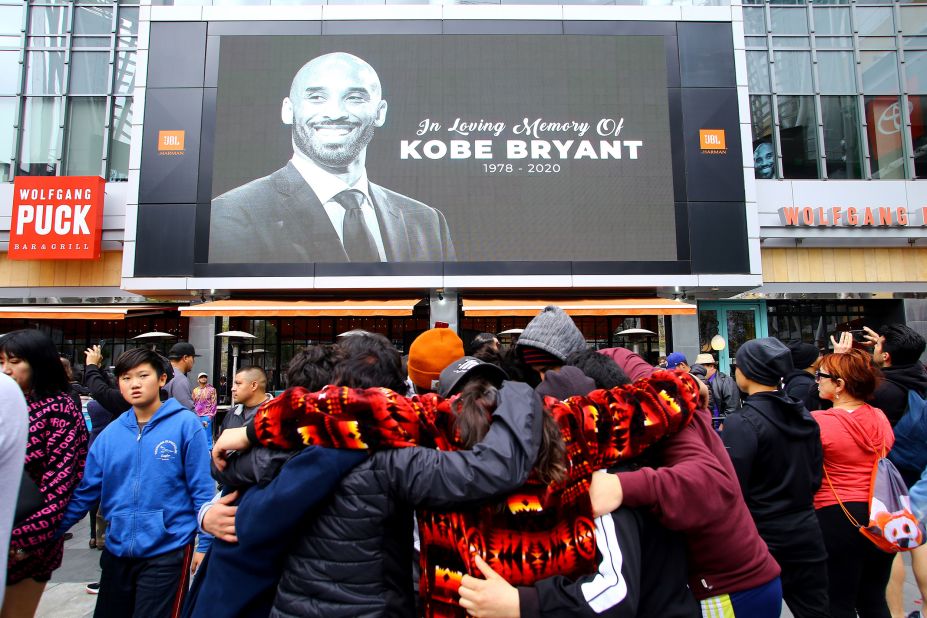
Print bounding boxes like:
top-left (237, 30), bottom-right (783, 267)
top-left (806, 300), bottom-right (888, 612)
top-left (699, 129), bottom-right (726, 150)
top-left (158, 130), bottom-right (185, 152)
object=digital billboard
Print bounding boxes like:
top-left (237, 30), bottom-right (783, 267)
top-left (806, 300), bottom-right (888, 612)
top-left (207, 35), bottom-right (676, 264)
top-left (134, 20), bottom-right (748, 280)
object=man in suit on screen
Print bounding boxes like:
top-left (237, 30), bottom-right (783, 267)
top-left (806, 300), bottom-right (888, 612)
top-left (209, 52), bottom-right (455, 264)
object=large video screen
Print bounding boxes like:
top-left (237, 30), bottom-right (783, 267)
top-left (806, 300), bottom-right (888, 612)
top-left (208, 35), bottom-right (676, 264)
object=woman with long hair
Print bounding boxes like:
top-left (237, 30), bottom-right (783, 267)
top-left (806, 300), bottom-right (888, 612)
top-left (813, 347), bottom-right (894, 618)
top-left (1, 330), bottom-right (89, 618)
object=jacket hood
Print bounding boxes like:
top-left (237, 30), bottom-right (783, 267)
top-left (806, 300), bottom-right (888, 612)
top-left (119, 397), bottom-right (189, 429)
top-left (742, 390), bottom-right (818, 438)
top-left (883, 363), bottom-right (927, 396)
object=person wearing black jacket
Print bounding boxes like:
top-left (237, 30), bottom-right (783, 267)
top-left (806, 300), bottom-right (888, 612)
top-left (82, 345), bottom-right (130, 416)
top-left (722, 338), bottom-right (828, 618)
top-left (867, 324), bottom-right (927, 427)
top-left (784, 341), bottom-right (830, 413)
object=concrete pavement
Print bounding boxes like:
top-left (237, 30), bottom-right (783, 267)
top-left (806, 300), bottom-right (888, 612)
top-left (33, 514), bottom-right (925, 618)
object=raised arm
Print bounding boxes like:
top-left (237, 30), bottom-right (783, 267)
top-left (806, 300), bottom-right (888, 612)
top-left (389, 382), bottom-right (542, 508)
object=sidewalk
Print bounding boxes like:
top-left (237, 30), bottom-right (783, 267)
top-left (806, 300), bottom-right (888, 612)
top-left (34, 514), bottom-right (924, 618)
top-left (35, 515), bottom-right (99, 618)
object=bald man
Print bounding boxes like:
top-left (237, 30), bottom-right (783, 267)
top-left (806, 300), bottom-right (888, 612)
top-left (209, 52), bottom-right (456, 264)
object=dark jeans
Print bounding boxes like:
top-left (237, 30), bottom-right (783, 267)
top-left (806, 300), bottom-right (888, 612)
top-left (817, 503), bottom-right (895, 618)
top-left (94, 545), bottom-right (192, 618)
top-left (773, 555), bottom-right (830, 618)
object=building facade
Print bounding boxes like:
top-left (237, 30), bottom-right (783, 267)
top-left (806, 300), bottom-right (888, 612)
top-left (0, 0), bottom-right (924, 391)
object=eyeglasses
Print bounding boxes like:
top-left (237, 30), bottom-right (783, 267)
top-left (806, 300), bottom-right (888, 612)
top-left (815, 370), bottom-right (835, 382)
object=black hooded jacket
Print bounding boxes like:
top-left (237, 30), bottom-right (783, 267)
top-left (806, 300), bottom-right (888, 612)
top-left (870, 362), bottom-right (927, 427)
top-left (783, 370), bottom-right (829, 412)
top-left (722, 390), bottom-right (826, 562)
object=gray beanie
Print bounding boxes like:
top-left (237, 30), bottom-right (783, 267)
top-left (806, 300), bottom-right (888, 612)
top-left (735, 337), bottom-right (794, 386)
top-left (517, 306), bottom-right (587, 363)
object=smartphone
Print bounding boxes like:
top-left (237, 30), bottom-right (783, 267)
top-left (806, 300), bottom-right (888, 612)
top-left (97, 339), bottom-right (106, 349)
top-left (848, 329), bottom-right (867, 343)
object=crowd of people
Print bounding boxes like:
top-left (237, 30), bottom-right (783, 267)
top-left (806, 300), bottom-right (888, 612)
top-left (1, 308), bottom-right (926, 618)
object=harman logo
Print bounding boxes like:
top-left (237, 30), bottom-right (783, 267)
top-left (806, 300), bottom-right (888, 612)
top-left (158, 130), bottom-right (185, 155)
top-left (699, 129), bottom-right (727, 154)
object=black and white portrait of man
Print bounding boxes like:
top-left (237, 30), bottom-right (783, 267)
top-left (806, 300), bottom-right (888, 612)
top-left (208, 52), bottom-right (456, 264)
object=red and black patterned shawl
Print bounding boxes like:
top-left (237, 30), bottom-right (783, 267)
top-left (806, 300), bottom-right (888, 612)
top-left (251, 370), bottom-right (700, 616)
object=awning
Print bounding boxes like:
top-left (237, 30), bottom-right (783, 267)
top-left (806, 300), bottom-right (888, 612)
top-left (461, 298), bottom-right (697, 317)
top-left (180, 299), bottom-right (420, 317)
top-left (0, 305), bottom-right (174, 320)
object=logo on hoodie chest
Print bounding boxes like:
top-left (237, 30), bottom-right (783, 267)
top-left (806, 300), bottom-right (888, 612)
top-left (154, 440), bottom-right (179, 462)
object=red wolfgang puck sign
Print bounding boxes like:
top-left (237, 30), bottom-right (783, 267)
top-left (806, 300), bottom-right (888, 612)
top-left (10, 176), bottom-right (105, 260)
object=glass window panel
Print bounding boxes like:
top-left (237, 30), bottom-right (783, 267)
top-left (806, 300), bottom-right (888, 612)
top-left (0, 50), bottom-right (20, 95)
top-left (107, 96), bottom-right (131, 181)
top-left (821, 95), bottom-right (863, 178)
top-left (0, 35), bottom-right (19, 47)
top-left (907, 51), bottom-right (927, 92)
top-left (744, 7), bottom-right (767, 35)
top-left (74, 6), bottom-right (112, 34)
top-left (0, 5), bottom-right (24, 35)
top-left (18, 96), bottom-right (62, 176)
top-left (778, 95), bottom-right (820, 178)
top-left (28, 7), bottom-right (68, 34)
top-left (0, 97), bottom-right (15, 181)
top-left (901, 6), bottom-right (927, 34)
top-left (859, 37), bottom-right (897, 50)
top-left (771, 7), bottom-right (808, 35)
top-left (773, 37), bottom-right (811, 49)
top-left (116, 36), bottom-right (137, 49)
top-left (113, 51), bottom-right (135, 95)
top-left (816, 36), bottom-right (854, 48)
top-left (24, 50), bottom-right (64, 94)
top-left (118, 8), bottom-right (138, 36)
top-left (815, 7), bottom-right (851, 35)
top-left (70, 51), bottom-right (109, 94)
top-left (816, 0), bottom-right (851, 5)
top-left (27, 36), bottom-right (66, 48)
top-left (905, 36), bottom-right (927, 49)
top-left (751, 95), bottom-right (777, 179)
top-left (861, 50), bottom-right (901, 93)
top-left (745, 36), bottom-right (768, 48)
top-left (911, 95), bottom-right (927, 176)
top-left (64, 96), bottom-right (105, 175)
top-left (864, 95), bottom-right (907, 178)
top-left (72, 36), bottom-right (111, 47)
top-left (747, 50), bottom-right (771, 93)
top-left (818, 51), bottom-right (857, 93)
top-left (773, 50), bottom-right (814, 93)
top-left (856, 7), bottom-right (895, 37)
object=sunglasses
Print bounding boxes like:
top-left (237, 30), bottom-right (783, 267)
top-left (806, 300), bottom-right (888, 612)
top-left (815, 370), bottom-right (835, 382)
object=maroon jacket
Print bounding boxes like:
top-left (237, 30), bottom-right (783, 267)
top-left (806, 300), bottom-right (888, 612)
top-left (617, 407), bottom-right (780, 599)
top-left (604, 352), bottom-right (780, 600)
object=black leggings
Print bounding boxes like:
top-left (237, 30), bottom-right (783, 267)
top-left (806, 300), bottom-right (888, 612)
top-left (817, 503), bottom-right (895, 618)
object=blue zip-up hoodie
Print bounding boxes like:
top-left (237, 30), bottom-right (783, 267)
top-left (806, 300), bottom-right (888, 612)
top-left (59, 398), bottom-right (215, 557)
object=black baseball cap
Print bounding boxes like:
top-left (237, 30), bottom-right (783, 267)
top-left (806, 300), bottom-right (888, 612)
top-left (168, 342), bottom-right (200, 359)
top-left (438, 356), bottom-right (508, 398)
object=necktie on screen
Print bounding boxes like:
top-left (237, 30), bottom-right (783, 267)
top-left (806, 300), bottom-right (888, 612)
top-left (332, 189), bottom-right (379, 262)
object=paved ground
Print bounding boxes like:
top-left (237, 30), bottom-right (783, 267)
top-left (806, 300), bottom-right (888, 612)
top-left (33, 514), bottom-right (925, 618)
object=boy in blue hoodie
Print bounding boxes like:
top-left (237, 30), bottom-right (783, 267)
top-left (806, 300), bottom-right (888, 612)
top-left (58, 348), bottom-right (214, 618)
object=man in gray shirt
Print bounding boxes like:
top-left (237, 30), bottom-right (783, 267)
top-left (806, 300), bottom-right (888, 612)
top-left (165, 342), bottom-right (198, 410)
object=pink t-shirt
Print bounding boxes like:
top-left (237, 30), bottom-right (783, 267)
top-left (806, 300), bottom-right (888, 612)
top-left (812, 404), bottom-right (894, 509)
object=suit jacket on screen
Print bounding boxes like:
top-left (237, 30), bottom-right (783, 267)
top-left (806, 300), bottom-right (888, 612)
top-left (208, 162), bottom-right (456, 264)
